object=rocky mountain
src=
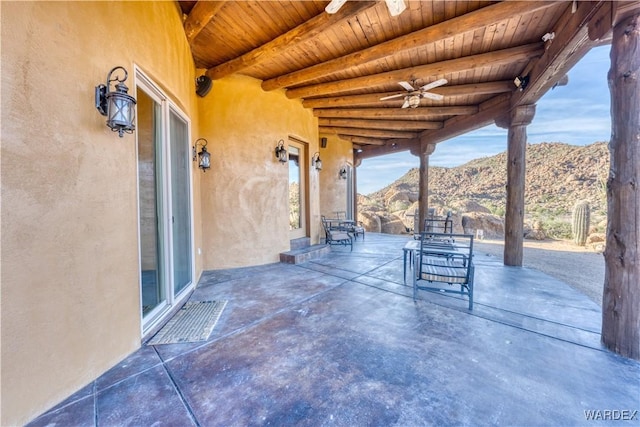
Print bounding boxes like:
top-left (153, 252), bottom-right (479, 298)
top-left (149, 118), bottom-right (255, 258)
top-left (358, 142), bottom-right (609, 242)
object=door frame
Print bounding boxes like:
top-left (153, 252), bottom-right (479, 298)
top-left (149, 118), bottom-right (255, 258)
top-left (134, 66), bottom-right (195, 337)
top-left (288, 136), bottom-right (310, 240)
top-left (344, 163), bottom-right (355, 220)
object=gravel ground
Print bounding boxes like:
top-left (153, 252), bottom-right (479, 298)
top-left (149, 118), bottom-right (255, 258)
top-left (474, 238), bottom-right (605, 307)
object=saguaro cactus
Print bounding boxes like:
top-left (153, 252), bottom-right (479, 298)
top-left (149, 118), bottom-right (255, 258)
top-left (572, 200), bottom-right (590, 246)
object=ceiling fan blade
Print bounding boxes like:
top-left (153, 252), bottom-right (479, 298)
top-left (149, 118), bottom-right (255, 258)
top-left (401, 99), bottom-right (410, 109)
top-left (421, 92), bottom-right (444, 101)
top-left (325, 0), bottom-right (348, 14)
top-left (380, 93), bottom-right (405, 100)
top-left (398, 81), bottom-right (415, 91)
top-left (385, 0), bottom-right (406, 16)
top-left (420, 79), bottom-right (449, 90)
top-left (419, 78), bottom-right (448, 91)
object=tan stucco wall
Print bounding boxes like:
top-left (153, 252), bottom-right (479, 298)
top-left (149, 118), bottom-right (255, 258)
top-left (0, 2), bottom-right (200, 425)
top-left (319, 134), bottom-right (355, 219)
top-left (197, 75), bottom-right (320, 268)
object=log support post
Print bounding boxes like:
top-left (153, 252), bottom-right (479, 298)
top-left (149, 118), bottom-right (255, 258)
top-left (411, 142), bottom-right (436, 233)
top-left (353, 156), bottom-right (362, 221)
top-left (352, 163), bottom-right (359, 221)
top-left (496, 105), bottom-right (536, 266)
top-left (602, 10), bottom-right (640, 360)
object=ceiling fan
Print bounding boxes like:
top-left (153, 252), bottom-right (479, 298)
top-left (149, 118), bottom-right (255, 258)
top-left (380, 78), bottom-right (448, 109)
top-left (326, 0), bottom-right (406, 17)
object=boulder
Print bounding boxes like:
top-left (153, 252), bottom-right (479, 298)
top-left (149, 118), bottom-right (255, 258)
top-left (588, 233), bottom-right (606, 253)
top-left (524, 220), bottom-right (546, 240)
top-left (380, 214), bottom-right (408, 234)
top-left (524, 229), bottom-right (546, 240)
top-left (357, 211), bottom-right (381, 233)
top-left (461, 212), bottom-right (504, 238)
top-left (385, 189), bottom-right (409, 205)
top-left (451, 199), bottom-right (491, 214)
top-left (586, 232), bottom-right (605, 244)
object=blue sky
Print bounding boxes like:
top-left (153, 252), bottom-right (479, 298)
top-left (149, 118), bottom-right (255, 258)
top-left (357, 45), bottom-right (612, 194)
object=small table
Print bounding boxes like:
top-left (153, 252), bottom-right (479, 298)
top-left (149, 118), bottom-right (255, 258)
top-left (403, 240), bottom-right (420, 285)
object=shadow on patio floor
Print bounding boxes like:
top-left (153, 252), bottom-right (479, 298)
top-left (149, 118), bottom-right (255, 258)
top-left (28, 233), bottom-right (639, 426)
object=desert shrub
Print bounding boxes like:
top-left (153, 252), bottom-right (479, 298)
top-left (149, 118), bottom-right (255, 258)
top-left (388, 200), bottom-right (410, 212)
top-left (541, 219), bottom-right (572, 239)
top-left (489, 205), bottom-right (505, 217)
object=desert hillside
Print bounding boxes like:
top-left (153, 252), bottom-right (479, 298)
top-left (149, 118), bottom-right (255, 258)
top-left (358, 142), bottom-right (608, 243)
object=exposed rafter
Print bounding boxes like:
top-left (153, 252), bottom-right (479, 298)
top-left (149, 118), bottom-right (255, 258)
top-left (302, 81), bottom-right (514, 109)
top-left (336, 135), bottom-right (386, 146)
top-left (180, 0), bottom-right (614, 157)
top-left (513, 1), bottom-right (608, 107)
top-left (184, 1), bottom-right (227, 43)
top-left (286, 44), bottom-right (544, 99)
top-left (314, 106), bottom-right (478, 119)
top-left (262, 1), bottom-right (556, 91)
top-left (319, 118), bottom-right (442, 131)
top-left (205, 1), bottom-right (376, 80)
top-left (320, 126), bottom-right (417, 139)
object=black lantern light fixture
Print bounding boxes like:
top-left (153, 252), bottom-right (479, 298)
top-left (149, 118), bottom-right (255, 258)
top-left (312, 152), bottom-right (322, 171)
top-left (193, 138), bottom-right (211, 172)
top-left (275, 140), bottom-right (288, 163)
top-left (514, 75), bottom-right (529, 91)
top-left (95, 66), bottom-right (136, 137)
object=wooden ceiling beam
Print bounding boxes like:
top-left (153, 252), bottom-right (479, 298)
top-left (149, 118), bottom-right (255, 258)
top-left (354, 139), bottom-right (420, 160)
top-left (336, 135), bottom-right (386, 146)
top-left (286, 43), bottom-right (544, 99)
top-left (314, 106), bottom-right (478, 119)
top-left (184, 1), bottom-right (227, 44)
top-left (319, 118), bottom-right (442, 131)
top-left (302, 81), bottom-right (514, 108)
top-left (419, 93), bottom-right (512, 146)
top-left (320, 126), bottom-right (417, 139)
top-left (262, 1), bottom-right (556, 91)
top-left (513, 1), bottom-right (608, 107)
top-left (205, 1), bottom-right (377, 80)
top-left (355, 93), bottom-right (513, 161)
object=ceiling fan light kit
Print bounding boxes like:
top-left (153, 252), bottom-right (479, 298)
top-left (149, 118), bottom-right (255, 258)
top-left (380, 78), bottom-right (448, 109)
top-left (326, 0), bottom-right (406, 17)
top-left (384, 0), bottom-right (406, 17)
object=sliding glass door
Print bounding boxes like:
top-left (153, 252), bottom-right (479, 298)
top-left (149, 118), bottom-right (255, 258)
top-left (136, 70), bottom-right (193, 333)
top-left (288, 139), bottom-right (307, 240)
top-left (137, 89), bottom-right (165, 317)
top-left (169, 111), bottom-right (192, 295)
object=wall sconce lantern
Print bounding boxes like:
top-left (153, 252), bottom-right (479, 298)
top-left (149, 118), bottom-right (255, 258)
top-left (275, 140), bottom-right (288, 163)
top-left (95, 66), bottom-right (136, 137)
top-left (312, 152), bottom-right (322, 171)
top-left (193, 138), bottom-right (211, 172)
top-left (339, 166), bottom-right (348, 179)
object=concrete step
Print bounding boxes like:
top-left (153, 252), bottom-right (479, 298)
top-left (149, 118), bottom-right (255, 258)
top-left (290, 237), bottom-right (311, 250)
top-left (279, 244), bottom-right (331, 264)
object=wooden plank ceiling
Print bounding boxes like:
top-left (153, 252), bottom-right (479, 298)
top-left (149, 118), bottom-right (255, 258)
top-left (179, 0), bottom-right (612, 159)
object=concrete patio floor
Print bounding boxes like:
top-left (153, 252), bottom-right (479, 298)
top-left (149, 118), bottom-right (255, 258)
top-left (28, 233), bottom-right (639, 426)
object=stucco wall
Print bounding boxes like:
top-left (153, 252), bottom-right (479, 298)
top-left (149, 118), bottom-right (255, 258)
top-left (0, 2), bottom-right (199, 425)
top-left (197, 75), bottom-right (320, 268)
top-left (319, 134), bottom-right (355, 220)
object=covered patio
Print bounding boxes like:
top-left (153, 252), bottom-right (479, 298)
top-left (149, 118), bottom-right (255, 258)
top-left (28, 233), bottom-right (639, 426)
